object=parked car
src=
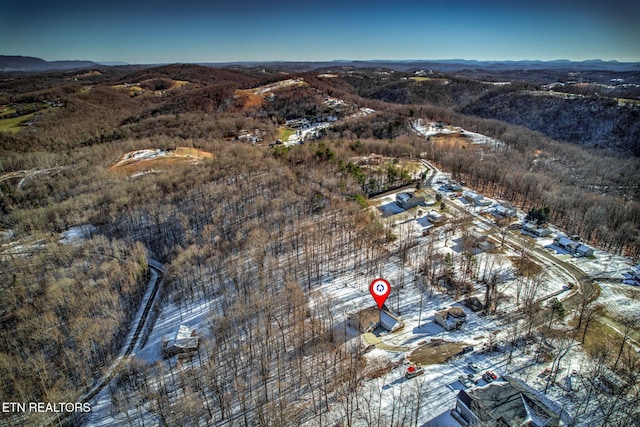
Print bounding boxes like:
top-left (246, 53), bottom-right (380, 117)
top-left (482, 371), bottom-right (497, 382)
top-left (405, 365), bottom-right (425, 379)
top-left (468, 362), bottom-right (480, 373)
top-left (467, 373), bottom-right (478, 384)
top-left (459, 376), bottom-right (474, 388)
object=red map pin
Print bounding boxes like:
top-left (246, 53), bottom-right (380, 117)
top-left (369, 278), bottom-right (391, 309)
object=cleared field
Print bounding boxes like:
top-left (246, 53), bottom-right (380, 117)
top-left (0, 113), bottom-right (35, 133)
top-left (248, 78), bottom-right (306, 95)
top-left (110, 147), bottom-right (214, 175)
top-left (278, 127), bottom-right (296, 141)
top-left (111, 79), bottom-right (190, 96)
top-left (429, 134), bottom-right (485, 152)
top-left (410, 77), bottom-right (450, 84)
top-left (408, 340), bottom-right (466, 365)
top-left (235, 89), bottom-right (265, 109)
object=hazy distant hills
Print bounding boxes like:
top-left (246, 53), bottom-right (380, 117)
top-left (0, 55), bottom-right (98, 72)
top-left (211, 59), bottom-right (640, 73)
top-left (2, 55), bottom-right (640, 73)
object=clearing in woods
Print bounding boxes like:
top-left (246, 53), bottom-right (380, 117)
top-left (110, 147), bottom-right (214, 175)
top-left (408, 339), bottom-right (466, 365)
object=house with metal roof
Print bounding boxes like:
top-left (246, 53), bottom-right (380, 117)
top-left (164, 325), bottom-right (199, 358)
top-left (454, 375), bottom-right (571, 426)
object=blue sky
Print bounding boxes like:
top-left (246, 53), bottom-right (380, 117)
top-left (1, 0), bottom-right (639, 63)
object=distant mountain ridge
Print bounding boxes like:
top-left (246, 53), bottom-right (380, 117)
top-left (2, 55), bottom-right (639, 73)
top-left (0, 55), bottom-right (97, 72)
top-left (208, 59), bottom-right (640, 73)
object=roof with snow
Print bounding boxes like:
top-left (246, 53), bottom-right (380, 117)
top-left (435, 307), bottom-right (467, 330)
top-left (170, 325), bottom-right (199, 350)
top-left (380, 307), bottom-right (403, 332)
top-left (458, 375), bottom-right (569, 426)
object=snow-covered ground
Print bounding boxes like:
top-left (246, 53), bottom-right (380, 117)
top-left (411, 119), bottom-right (502, 148)
top-left (309, 253), bottom-right (602, 425)
top-left (83, 146), bottom-right (638, 426)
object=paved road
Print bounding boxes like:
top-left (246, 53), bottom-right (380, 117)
top-left (46, 259), bottom-right (165, 427)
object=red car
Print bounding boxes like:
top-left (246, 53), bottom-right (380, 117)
top-left (483, 371), bottom-right (498, 382)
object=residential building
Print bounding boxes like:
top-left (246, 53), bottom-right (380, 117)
top-left (493, 203), bottom-right (517, 218)
top-left (380, 307), bottom-right (404, 333)
top-left (445, 181), bottom-right (463, 191)
top-left (427, 210), bottom-right (445, 224)
top-left (454, 375), bottom-right (571, 426)
top-left (347, 307), bottom-right (380, 333)
top-left (521, 221), bottom-right (551, 237)
top-left (553, 236), bottom-right (594, 257)
top-left (463, 190), bottom-right (482, 204)
top-left (396, 191), bottom-right (425, 209)
top-left (347, 306), bottom-right (404, 333)
top-left (164, 325), bottom-right (199, 358)
top-left (463, 190), bottom-right (492, 206)
top-left (464, 231), bottom-right (494, 252)
top-left (434, 307), bottom-right (467, 330)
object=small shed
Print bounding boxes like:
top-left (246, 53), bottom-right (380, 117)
top-left (463, 297), bottom-right (484, 312)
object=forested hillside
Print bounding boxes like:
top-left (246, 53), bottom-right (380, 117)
top-left (461, 91), bottom-right (640, 155)
top-left (0, 63), bottom-right (639, 425)
top-left (330, 68), bottom-right (640, 156)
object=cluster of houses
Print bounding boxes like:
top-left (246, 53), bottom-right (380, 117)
top-left (521, 224), bottom-right (595, 257)
top-left (285, 116), bottom-right (337, 130)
